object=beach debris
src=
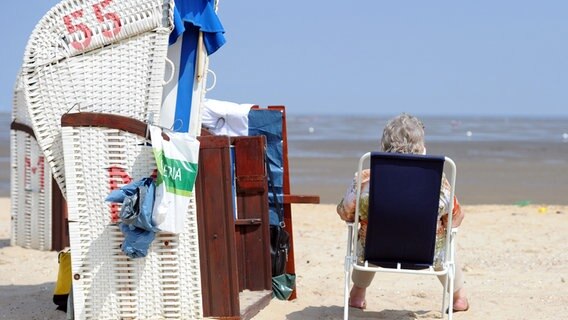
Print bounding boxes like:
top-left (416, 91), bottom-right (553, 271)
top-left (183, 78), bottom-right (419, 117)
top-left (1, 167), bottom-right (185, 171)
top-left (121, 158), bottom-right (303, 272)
top-left (462, 264), bottom-right (473, 272)
top-left (466, 130), bottom-right (473, 138)
top-left (514, 200), bottom-right (531, 207)
top-left (308, 127), bottom-right (315, 134)
top-left (562, 132), bottom-right (568, 141)
top-left (538, 206), bottom-right (548, 214)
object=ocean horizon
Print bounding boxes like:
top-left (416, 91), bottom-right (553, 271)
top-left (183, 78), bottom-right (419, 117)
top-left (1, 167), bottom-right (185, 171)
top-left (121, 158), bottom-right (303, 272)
top-left (2, 112), bottom-right (567, 204)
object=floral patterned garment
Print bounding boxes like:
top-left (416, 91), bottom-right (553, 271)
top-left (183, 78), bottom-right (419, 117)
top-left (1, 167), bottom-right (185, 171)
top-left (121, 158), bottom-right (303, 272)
top-left (337, 169), bottom-right (461, 267)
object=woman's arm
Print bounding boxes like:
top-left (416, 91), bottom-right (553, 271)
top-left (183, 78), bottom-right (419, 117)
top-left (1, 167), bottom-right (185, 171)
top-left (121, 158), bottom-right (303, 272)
top-left (439, 175), bottom-right (465, 228)
top-left (337, 169), bottom-right (370, 222)
top-left (450, 196), bottom-right (464, 227)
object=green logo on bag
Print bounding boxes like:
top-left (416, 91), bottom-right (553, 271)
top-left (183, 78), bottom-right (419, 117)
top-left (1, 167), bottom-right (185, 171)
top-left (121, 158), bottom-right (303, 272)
top-left (155, 150), bottom-right (198, 196)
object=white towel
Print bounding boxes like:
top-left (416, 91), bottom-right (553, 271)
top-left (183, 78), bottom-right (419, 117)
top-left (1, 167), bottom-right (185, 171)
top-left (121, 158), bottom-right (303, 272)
top-left (202, 99), bottom-right (254, 136)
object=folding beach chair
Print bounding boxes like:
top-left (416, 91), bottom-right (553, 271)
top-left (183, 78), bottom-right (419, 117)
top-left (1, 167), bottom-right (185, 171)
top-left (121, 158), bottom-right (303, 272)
top-left (343, 152), bottom-right (458, 320)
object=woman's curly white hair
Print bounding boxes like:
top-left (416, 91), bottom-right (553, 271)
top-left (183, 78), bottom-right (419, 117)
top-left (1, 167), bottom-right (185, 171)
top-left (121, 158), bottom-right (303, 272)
top-left (380, 113), bottom-right (425, 154)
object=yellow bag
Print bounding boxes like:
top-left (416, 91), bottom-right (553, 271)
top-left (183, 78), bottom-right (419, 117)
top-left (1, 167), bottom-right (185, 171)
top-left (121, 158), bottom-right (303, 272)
top-left (53, 250), bottom-right (72, 311)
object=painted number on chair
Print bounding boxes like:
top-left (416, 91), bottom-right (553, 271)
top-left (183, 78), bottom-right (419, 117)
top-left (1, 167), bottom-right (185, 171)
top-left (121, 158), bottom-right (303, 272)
top-left (63, 0), bottom-right (122, 50)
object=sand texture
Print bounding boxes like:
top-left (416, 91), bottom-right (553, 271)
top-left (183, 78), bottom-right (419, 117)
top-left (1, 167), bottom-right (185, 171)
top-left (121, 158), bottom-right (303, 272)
top-left (1, 200), bottom-right (567, 319)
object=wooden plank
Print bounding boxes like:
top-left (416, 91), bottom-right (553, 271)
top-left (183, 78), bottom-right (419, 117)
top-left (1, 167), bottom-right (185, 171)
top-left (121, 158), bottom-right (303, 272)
top-left (10, 121), bottom-right (36, 139)
top-left (196, 135), bottom-right (241, 317)
top-left (61, 112), bottom-right (148, 137)
top-left (235, 219), bottom-right (262, 226)
top-left (51, 178), bottom-right (68, 251)
top-left (239, 290), bottom-right (272, 320)
top-left (284, 194), bottom-right (320, 204)
top-left (233, 136), bottom-right (272, 292)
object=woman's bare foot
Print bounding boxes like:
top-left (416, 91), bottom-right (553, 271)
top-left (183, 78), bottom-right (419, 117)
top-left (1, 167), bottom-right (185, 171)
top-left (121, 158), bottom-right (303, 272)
top-left (348, 285), bottom-right (367, 309)
top-left (452, 288), bottom-right (469, 312)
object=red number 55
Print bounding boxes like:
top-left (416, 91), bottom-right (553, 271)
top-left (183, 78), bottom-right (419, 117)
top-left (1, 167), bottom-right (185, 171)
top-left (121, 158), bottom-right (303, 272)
top-left (63, 9), bottom-right (92, 50)
top-left (93, 0), bottom-right (122, 38)
top-left (63, 0), bottom-right (122, 51)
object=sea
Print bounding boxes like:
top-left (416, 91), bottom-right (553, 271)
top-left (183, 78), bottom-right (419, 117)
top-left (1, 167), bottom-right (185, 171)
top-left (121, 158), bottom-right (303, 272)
top-left (286, 114), bottom-right (568, 151)
top-left (2, 112), bottom-right (567, 204)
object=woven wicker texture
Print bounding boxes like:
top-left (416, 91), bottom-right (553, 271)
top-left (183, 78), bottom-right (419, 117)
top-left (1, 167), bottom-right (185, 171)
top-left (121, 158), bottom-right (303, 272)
top-left (62, 125), bottom-right (203, 319)
top-left (22, 0), bottom-right (173, 196)
top-left (11, 75), bottom-right (53, 250)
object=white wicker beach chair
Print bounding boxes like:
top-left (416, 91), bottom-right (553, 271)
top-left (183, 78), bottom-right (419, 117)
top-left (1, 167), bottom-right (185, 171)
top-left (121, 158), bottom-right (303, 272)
top-left (61, 114), bottom-right (203, 319)
top-left (10, 74), bottom-right (53, 251)
top-left (22, 0), bottom-right (174, 197)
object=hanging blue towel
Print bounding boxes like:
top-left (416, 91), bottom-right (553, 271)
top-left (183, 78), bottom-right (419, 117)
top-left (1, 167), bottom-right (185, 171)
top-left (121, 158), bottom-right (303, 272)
top-left (119, 223), bottom-right (156, 259)
top-left (249, 109), bottom-right (284, 226)
top-left (106, 177), bottom-right (158, 232)
top-left (106, 177), bottom-right (158, 258)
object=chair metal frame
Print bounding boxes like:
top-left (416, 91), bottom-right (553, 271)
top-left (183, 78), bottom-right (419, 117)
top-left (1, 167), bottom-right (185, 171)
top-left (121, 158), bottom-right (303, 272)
top-left (343, 152), bottom-right (458, 320)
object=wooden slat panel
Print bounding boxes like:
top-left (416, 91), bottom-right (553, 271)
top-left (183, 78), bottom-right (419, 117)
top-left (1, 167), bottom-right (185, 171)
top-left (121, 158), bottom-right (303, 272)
top-left (196, 135), bottom-right (241, 317)
top-left (233, 136), bottom-right (272, 292)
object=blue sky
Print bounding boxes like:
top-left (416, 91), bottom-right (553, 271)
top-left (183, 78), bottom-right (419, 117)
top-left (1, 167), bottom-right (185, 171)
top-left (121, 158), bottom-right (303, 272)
top-left (1, 0), bottom-right (567, 116)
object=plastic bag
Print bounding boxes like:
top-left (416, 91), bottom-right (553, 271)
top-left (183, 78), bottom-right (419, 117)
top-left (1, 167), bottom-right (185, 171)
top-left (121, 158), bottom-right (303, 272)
top-left (120, 223), bottom-right (156, 258)
top-left (149, 125), bottom-right (200, 234)
top-left (272, 273), bottom-right (296, 300)
top-left (53, 250), bottom-right (72, 311)
top-left (106, 177), bottom-right (158, 232)
top-left (106, 177), bottom-right (158, 258)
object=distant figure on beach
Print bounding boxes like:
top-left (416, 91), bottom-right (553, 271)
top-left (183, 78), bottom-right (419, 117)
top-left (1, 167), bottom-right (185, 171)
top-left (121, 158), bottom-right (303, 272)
top-left (336, 113), bottom-right (469, 312)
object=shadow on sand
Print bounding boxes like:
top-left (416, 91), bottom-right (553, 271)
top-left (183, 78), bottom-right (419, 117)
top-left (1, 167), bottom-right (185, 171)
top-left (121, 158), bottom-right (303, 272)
top-left (0, 283), bottom-right (64, 320)
top-left (287, 305), bottom-right (433, 320)
top-left (0, 238), bottom-right (10, 249)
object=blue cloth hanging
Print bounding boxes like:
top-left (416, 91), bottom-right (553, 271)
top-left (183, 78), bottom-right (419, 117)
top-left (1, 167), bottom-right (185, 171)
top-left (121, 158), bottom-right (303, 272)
top-left (106, 177), bottom-right (158, 258)
top-left (248, 109), bottom-right (284, 226)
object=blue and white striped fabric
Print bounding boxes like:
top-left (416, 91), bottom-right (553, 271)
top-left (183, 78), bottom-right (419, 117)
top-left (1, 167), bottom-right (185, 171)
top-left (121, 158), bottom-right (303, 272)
top-left (160, 0), bottom-right (226, 134)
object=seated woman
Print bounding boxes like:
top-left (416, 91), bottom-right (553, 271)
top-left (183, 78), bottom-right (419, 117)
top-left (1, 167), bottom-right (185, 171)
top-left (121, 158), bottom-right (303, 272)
top-left (336, 113), bottom-right (469, 312)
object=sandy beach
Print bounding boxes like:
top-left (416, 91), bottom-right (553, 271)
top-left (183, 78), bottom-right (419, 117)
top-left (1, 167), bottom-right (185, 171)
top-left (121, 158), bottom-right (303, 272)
top-left (1, 197), bottom-right (567, 319)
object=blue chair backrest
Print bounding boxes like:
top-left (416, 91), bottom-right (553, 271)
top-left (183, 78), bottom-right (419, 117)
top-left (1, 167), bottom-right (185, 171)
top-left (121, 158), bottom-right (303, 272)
top-left (364, 152), bottom-right (445, 269)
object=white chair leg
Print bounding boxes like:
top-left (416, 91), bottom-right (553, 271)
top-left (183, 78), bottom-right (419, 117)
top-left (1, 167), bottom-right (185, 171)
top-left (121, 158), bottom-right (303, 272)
top-left (447, 265), bottom-right (455, 320)
top-left (441, 274), bottom-right (448, 316)
top-left (344, 224), bottom-right (354, 320)
top-left (344, 260), bottom-right (351, 320)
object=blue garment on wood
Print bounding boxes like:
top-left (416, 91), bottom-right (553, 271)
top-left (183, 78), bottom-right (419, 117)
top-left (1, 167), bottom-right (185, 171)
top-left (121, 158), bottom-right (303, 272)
top-left (248, 109), bottom-right (284, 226)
